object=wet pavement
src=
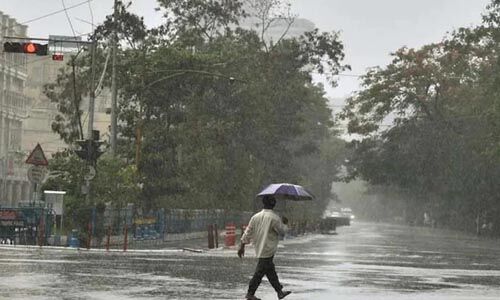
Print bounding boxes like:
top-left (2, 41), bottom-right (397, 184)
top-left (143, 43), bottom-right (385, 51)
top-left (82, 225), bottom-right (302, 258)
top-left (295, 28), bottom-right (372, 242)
top-left (1, 222), bottom-right (500, 299)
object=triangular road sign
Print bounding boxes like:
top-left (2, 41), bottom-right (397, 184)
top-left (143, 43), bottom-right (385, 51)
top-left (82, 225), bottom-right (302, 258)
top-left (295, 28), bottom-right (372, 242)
top-left (25, 143), bottom-right (49, 166)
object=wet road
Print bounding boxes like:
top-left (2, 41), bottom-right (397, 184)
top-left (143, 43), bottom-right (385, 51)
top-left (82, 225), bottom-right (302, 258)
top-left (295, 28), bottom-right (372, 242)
top-left (1, 222), bottom-right (500, 299)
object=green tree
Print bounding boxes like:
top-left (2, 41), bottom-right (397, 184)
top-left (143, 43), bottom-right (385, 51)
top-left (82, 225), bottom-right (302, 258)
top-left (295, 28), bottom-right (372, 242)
top-left (340, 0), bottom-right (500, 233)
top-left (44, 0), bottom-right (350, 223)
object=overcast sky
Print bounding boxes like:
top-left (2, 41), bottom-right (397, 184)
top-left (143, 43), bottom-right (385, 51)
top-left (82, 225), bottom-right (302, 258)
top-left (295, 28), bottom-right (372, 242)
top-left (1, 0), bottom-right (492, 99)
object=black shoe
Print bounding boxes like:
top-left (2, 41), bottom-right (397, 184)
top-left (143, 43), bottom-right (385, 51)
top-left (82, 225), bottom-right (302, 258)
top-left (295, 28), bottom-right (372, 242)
top-left (278, 290), bottom-right (292, 299)
top-left (245, 294), bottom-right (261, 300)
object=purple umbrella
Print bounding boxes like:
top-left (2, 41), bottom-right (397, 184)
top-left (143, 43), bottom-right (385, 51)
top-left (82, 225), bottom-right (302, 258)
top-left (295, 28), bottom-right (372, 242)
top-left (257, 183), bottom-right (315, 201)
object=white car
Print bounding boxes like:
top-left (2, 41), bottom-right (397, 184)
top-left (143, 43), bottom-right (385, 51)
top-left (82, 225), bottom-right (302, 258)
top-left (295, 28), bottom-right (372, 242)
top-left (340, 208), bottom-right (355, 222)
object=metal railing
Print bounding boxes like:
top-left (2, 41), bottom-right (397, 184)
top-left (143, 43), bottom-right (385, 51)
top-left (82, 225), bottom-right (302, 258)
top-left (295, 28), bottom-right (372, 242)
top-left (62, 207), bottom-right (252, 250)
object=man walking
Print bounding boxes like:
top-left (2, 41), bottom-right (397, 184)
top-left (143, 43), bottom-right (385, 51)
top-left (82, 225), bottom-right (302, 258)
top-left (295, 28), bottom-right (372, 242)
top-left (238, 195), bottom-right (292, 300)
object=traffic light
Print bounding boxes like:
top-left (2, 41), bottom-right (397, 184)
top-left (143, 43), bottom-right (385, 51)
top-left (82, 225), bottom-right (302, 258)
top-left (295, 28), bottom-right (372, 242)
top-left (3, 42), bottom-right (48, 56)
top-left (75, 140), bottom-right (90, 161)
top-left (74, 131), bottom-right (105, 165)
top-left (75, 140), bottom-right (105, 165)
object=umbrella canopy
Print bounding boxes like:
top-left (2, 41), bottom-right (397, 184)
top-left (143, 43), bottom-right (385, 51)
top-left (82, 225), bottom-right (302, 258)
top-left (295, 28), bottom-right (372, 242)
top-left (257, 183), bottom-right (315, 201)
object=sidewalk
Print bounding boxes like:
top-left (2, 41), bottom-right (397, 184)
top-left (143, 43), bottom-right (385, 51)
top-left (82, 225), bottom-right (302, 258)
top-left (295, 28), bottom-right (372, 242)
top-left (0, 231), bottom-right (321, 254)
top-left (24, 231), bottom-right (212, 252)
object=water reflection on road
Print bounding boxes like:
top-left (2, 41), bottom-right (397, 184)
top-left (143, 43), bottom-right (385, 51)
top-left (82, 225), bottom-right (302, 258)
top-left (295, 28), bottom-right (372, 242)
top-left (0, 222), bottom-right (499, 299)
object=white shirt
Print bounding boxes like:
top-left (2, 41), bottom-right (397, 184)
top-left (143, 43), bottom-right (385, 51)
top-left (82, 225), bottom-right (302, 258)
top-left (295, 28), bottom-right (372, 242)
top-left (241, 209), bottom-right (287, 258)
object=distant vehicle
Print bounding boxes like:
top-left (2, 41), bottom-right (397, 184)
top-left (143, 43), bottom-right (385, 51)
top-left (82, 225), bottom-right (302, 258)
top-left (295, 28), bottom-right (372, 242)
top-left (341, 208), bottom-right (355, 221)
top-left (321, 207), bottom-right (351, 229)
top-left (328, 210), bottom-right (342, 218)
top-left (319, 216), bottom-right (337, 234)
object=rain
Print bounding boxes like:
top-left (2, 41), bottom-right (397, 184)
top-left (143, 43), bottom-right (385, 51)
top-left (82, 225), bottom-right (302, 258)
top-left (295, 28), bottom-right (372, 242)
top-left (1, 1), bottom-right (500, 299)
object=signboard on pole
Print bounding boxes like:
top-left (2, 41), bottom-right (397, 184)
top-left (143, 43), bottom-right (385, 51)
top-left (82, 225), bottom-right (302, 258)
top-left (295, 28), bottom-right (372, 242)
top-left (44, 190), bottom-right (65, 215)
top-left (48, 35), bottom-right (82, 51)
top-left (84, 166), bottom-right (96, 181)
top-left (27, 165), bottom-right (46, 184)
top-left (25, 144), bottom-right (48, 166)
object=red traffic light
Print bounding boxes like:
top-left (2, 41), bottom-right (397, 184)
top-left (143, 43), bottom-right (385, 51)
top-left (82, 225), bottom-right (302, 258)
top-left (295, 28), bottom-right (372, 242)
top-left (24, 43), bottom-right (37, 54)
top-left (3, 42), bottom-right (48, 56)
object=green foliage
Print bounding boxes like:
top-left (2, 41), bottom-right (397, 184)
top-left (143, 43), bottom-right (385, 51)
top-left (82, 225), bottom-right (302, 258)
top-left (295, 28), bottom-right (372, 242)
top-left (43, 58), bottom-right (86, 144)
top-left (157, 0), bottom-right (245, 44)
top-left (341, 0), bottom-right (500, 234)
top-left (42, 151), bottom-right (141, 233)
top-left (43, 1), bottom-right (148, 145)
top-left (44, 0), bottom-right (349, 221)
top-left (43, 150), bottom-right (83, 190)
top-left (94, 1), bottom-right (147, 48)
top-left (44, 47), bottom-right (110, 144)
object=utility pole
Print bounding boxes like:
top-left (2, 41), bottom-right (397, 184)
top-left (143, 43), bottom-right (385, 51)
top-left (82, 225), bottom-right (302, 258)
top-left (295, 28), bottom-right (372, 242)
top-left (110, 0), bottom-right (119, 155)
top-left (88, 39), bottom-right (97, 143)
top-left (85, 37), bottom-right (98, 202)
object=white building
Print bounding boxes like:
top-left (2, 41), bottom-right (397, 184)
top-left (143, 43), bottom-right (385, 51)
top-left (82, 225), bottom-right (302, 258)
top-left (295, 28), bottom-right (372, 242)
top-left (239, 2), bottom-right (315, 42)
top-left (0, 12), bottom-right (32, 206)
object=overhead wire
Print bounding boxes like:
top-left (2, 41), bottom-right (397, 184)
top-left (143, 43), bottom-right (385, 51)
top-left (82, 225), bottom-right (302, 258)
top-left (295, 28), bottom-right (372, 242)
top-left (1, 0), bottom-right (94, 32)
top-left (1, 0), bottom-right (96, 70)
top-left (3, 2), bottom-right (491, 132)
top-left (3, 30), bottom-right (95, 70)
top-left (1, 2), bottom-right (98, 149)
top-left (75, 0), bottom-right (98, 130)
top-left (61, 0), bottom-right (79, 44)
top-left (74, 17), bottom-right (94, 27)
top-left (95, 48), bottom-right (111, 95)
top-left (87, 0), bottom-right (95, 30)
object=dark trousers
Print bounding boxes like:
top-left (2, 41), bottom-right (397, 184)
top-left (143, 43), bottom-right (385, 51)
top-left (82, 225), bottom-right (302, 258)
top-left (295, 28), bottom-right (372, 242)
top-left (247, 256), bottom-right (283, 295)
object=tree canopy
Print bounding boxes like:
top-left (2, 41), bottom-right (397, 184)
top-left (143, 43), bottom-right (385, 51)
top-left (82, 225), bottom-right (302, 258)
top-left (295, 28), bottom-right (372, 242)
top-left (340, 0), bottom-right (500, 234)
top-left (43, 0), bottom-right (348, 221)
